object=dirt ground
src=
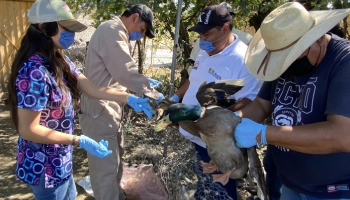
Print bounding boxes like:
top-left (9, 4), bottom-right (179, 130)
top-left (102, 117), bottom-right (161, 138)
top-left (0, 101), bottom-right (265, 200)
top-left (0, 100), bottom-right (192, 200)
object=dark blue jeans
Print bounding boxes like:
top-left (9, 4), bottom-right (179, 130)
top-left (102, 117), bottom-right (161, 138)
top-left (30, 173), bottom-right (76, 200)
top-left (193, 143), bottom-right (237, 200)
top-left (263, 145), bottom-right (282, 200)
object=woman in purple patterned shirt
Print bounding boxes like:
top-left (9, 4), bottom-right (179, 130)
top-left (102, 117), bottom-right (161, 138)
top-left (6, 0), bottom-right (155, 199)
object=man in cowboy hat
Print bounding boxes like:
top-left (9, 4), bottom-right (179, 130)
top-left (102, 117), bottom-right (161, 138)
top-left (234, 2), bottom-right (350, 199)
top-left (168, 4), bottom-right (262, 200)
top-left (79, 4), bottom-right (164, 200)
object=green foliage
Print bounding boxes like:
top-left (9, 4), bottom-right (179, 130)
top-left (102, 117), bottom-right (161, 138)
top-left (66, 0), bottom-right (277, 68)
top-left (66, 0), bottom-right (350, 34)
top-left (330, 0), bottom-right (349, 9)
top-left (311, 0), bottom-right (330, 9)
top-left (66, 0), bottom-right (350, 67)
top-left (144, 67), bottom-right (182, 96)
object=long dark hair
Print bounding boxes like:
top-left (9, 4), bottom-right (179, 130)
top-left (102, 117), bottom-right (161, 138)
top-left (7, 22), bottom-right (80, 130)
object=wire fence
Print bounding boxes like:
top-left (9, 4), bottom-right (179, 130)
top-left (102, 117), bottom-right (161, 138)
top-left (64, 14), bottom-right (175, 72)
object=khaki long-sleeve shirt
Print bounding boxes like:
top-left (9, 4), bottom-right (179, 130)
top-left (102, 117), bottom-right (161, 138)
top-left (81, 16), bottom-right (158, 120)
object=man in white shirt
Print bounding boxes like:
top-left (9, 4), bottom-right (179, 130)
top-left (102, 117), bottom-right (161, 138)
top-left (185, 2), bottom-right (253, 75)
top-left (169, 4), bottom-right (262, 200)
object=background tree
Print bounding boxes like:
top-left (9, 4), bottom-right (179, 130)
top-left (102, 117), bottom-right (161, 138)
top-left (66, 0), bottom-right (283, 68)
top-left (66, 0), bottom-right (350, 75)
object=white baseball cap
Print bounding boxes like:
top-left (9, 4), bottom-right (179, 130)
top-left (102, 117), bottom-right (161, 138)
top-left (27, 0), bottom-right (87, 32)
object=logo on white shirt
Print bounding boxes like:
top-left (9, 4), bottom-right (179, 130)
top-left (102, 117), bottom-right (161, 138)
top-left (193, 61), bottom-right (199, 70)
top-left (208, 68), bottom-right (222, 80)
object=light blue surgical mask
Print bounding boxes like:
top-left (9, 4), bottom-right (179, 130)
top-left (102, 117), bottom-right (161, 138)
top-left (199, 34), bottom-right (227, 53)
top-left (59, 30), bottom-right (75, 49)
top-left (199, 39), bottom-right (216, 52)
top-left (129, 31), bottom-right (143, 41)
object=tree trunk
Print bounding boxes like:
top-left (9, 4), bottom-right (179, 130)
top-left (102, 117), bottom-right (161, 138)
top-left (137, 39), bottom-right (146, 74)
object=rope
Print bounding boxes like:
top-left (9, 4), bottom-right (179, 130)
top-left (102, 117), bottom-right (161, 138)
top-left (257, 40), bottom-right (298, 76)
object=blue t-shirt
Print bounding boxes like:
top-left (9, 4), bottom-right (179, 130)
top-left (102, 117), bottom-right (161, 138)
top-left (15, 53), bottom-right (81, 188)
top-left (259, 34), bottom-right (350, 198)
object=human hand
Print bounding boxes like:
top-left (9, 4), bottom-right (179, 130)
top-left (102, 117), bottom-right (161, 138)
top-left (233, 118), bottom-right (267, 148)
top-left (154, 92), bottom-right (165, 104)
top-left (79, 135), bottom-right (112, 158)
top-left (169, 94), bottom-right (180, 102)
top-left (147, 78), bottom-right (162, 88)
top-left (127, 94), bottom-right (155, 119)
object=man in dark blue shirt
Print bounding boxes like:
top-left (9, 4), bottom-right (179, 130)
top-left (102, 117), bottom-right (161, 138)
top-left (234, 2), bottom-right (350, 199)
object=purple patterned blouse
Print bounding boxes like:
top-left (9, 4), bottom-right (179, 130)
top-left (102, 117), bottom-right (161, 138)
top-left (15, 53), bottom-right (81, 188)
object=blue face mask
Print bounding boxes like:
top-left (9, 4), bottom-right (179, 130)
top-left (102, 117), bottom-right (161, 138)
top-left (199, 39), bottom-right (216, 52)
top-left (129, 31), bottom-right (143, 41)
top-left (59, 30), bottom-right (75, 49)
top-left (199, 34), bottom-right (227, 53)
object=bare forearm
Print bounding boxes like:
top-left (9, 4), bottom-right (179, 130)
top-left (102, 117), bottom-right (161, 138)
top-left (261, 115), bottom-right (350, 154)
top-left (19, 125), bottom-right (80, 145)
top-left (238, 97), bottom-right (271, 123)
top-left (17, 108), bottom-right (81, 145)
top-left (265, 122), bottom-right (348, 154)
top-left (78, 75), bottom-right (130, 103)
top-left (175, 79), bottom-right (190, 98)
top-left (83, 84), bottom-right (129, 103)
top-left (228, 98), bottom-right (252, 112)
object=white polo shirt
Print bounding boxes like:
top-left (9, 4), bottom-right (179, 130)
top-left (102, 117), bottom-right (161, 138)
top-left (180, 36), bottom-right (262, 148)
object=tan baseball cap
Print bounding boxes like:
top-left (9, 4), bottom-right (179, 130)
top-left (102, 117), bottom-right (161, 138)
top-left (27, 0), bottom-right (87, 32)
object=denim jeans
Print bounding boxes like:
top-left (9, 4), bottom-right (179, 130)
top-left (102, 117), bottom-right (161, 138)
top-left (281, 185), bottom-right (350, 200)
top-left (30, 173), bottom-right (77, 200)
top-left (263, 145), bottom-right (282, 200)
top-left (193, 143), bottom-right (237, 200)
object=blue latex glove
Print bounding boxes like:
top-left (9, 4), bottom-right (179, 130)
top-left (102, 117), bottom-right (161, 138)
top-left (79, 135), bottom-right (112, 158)
top-left (155, 92), bottom-right (165, 104)
top-left (127, 94), bottom-right (155, 119)
top-left (234, 118), bottom-right (267, 148)
top-left (169, 94), bottom-right (180, 102)
top-left (147, 78), bottom-right (162, 88)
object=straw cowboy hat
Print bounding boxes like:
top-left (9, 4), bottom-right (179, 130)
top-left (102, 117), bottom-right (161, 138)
top-left (245, 2), bottom-right (350, 81)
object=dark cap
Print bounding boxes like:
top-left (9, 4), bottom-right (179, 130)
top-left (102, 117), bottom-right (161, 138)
top-left (128, 4), bottom-right (155, 38)
top-left (188, 5), bottom-right (232, 33)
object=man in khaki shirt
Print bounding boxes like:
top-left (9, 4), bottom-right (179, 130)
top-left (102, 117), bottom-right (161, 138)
top-left (79, 4), bottom-right (163, 200)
